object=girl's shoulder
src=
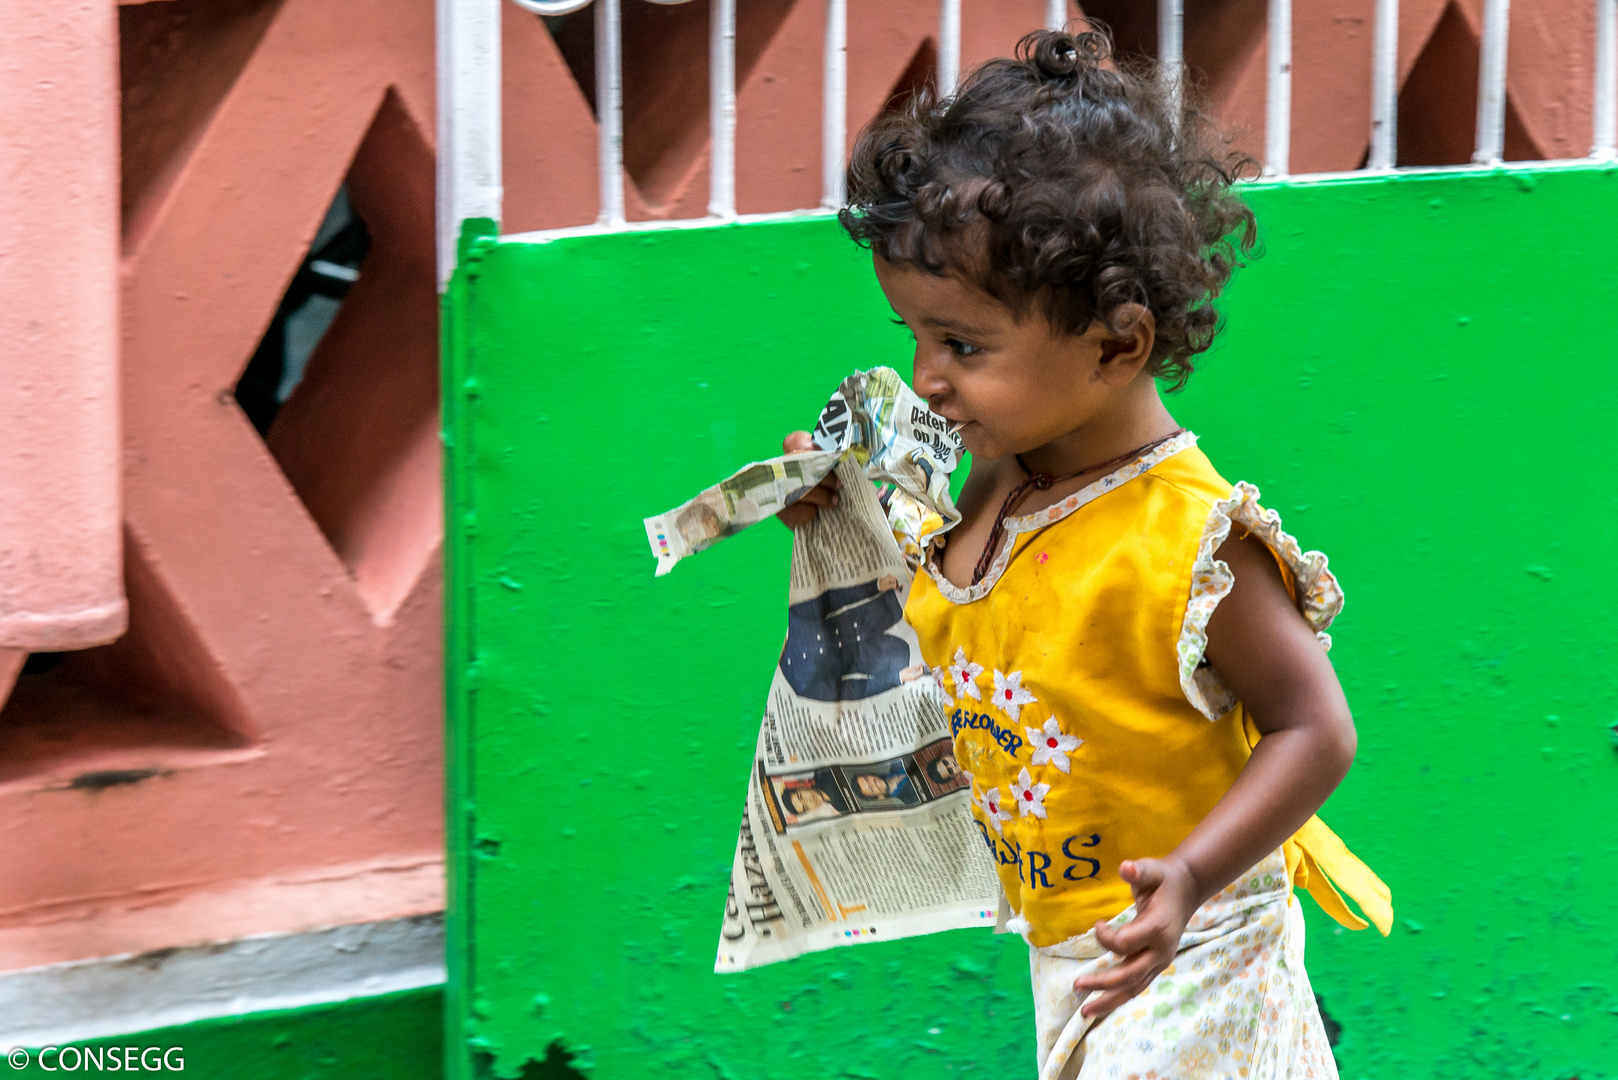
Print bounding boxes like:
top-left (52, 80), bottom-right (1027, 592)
top-left (1145, 441), bottom-right (1339, 623)
top-left (1137, 442), bottom-right (1234, 511)
top-left (1159, 443), bottom-right (1344, 719)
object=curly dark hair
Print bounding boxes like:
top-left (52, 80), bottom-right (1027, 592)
top-left (839, 27), bottom-right (1258, 389)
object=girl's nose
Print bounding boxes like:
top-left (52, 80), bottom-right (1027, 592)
top-left (911, 345), bottom-right (951, 407)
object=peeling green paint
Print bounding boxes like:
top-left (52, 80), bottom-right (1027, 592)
top-left (447, 164), bottom-right (1618, 1078)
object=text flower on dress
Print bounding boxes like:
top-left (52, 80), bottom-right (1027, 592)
top-left (1025, 717), bottom-right (1083, 773)
top-left (1009, 767), bottom-right (1049, 819)
top-left (948, 647), bottom-right (983, 701)
top-left (977, 786), bottom-right (1013, 834)
top-left (991, 669), bottom-right (1037, 722)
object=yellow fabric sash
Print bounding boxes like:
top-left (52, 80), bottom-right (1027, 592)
top-left (1283, 815), bottom-right (1393, 936)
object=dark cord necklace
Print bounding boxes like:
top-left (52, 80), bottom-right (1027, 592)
top-left (968, 428), bottom-right (1187, 585)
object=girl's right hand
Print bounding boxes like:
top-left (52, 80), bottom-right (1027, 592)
top-left (776, 431), bottom-right (840, 529)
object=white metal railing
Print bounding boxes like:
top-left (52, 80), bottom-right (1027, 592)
top-left (1263, 0), bottom-right (1291, 177)
top-left (1159, 0), bottom-right (1184, 123)
top-left (937, 0), bottom-right (961, 99)
top-left (595, 0), bottom-right (625, 224)
top-left (436, 0), bottom-right (1618, 284)
top-left (1473, 0), bottom-right (1511, 164)
top-left (1368, 0), bottom-right (1399, 170)
top-left (821, 0), bottom-right (847, 208)
top-left (709, 0), bottom-right (737, 217)
top-left (435, 0), bottom-right (502, 287)
top-left (1237, 0), bottom-right (1618, 175)
top-left (1596, 0), bottom-right (1617, 158)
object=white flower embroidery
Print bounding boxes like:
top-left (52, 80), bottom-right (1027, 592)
top-left (977, 786), bottom-right (1013, 834)
top-left (1025, 717), bottom-right (1083, 773)
top-left (928, 666), bottom-right (953, 706)
top-left (991, 669), bottom-right (1037, 721)
top-left (949, 647), bottom-right (983, 701)
top-left (1009, 767), bottom-right (1050, 819)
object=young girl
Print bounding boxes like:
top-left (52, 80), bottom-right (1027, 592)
top-left (780, 27), bottom-right (1390, 1079)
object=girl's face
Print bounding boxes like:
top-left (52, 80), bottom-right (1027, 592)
top-left (874, 256), bottom-right (1152, 462)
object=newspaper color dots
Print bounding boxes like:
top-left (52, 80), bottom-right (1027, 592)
top-left (842, 927), bottom-right (880, 937)
top-left (1010, 767), bottom-right (1050, 819)
top-left (992, 669), bottom-right (1037, 722)
top-left (1026, 717), bottom-right (1083, 773)
top-left (948, 647), bottom-right (984, 700)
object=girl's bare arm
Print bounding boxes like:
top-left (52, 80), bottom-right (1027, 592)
top-left (1074, 532), bottom-right (1357, 1017)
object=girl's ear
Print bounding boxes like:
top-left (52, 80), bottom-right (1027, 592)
top-left (1097, 304), bottom-right (1156, 381)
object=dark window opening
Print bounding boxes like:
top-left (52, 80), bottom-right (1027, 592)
top-left (235, 186), bottom-right (369, 435)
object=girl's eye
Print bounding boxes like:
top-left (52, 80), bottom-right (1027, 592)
top-left (946, 337), bottom-right (982, 357)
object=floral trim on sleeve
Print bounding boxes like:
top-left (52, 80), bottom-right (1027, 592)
top-left (1176, 482), bottom-right (1345, 721)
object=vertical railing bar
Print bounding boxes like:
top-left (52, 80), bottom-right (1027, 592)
top-left (435, 0), bottom-right (502, 286)
top-left (1368, 0), bottom-right (1399, 170)
top-left (1473, 0), bottom-right (1510, 164)
top-left (1159, 0), bottom-right (1184, 124)
top-left (1596, 0), bottom-right (1617, 158)
top-left (938, 0), bottom-right (961, 98)
top-left (595, 0), bottom-right (626, 225)
top-left (1046, 0), bottom-right (1067, 32)
top-left (709, 0), bottom-right (736, 217)
top-left (822, 0), bottom-right (847, 208)
top-left (1263, 0), bottom-right (1292, 177)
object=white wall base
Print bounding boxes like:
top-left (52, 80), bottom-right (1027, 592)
top-left (0, 914), bottom-right (444, 1048)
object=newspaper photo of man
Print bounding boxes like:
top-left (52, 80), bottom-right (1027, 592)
top-left (915, 739), bottom-right (970, 798)
top-left (769, 768), bottom-right (850, 826)
top-left (845, 757), bottom-right (922, 810)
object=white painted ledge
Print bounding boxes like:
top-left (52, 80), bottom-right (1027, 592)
top-left (0, 914), bottom-right (445, 1049)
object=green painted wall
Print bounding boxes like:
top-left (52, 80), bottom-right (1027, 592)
top-left (446, 164), bottom-right (1618, 1079)
top-left (13, 989), bottom-right (442, 1080)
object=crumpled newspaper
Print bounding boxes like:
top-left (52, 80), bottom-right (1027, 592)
top-left (643, 367), bottom-right (965, 576)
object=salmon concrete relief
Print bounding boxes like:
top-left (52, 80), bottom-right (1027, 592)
top-left (2, 0), bottom-right (449, 975)
top-left (0, 0), bottom-right (126, 657)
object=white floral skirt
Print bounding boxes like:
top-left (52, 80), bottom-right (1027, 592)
top-left (1026, 850), bottom-right (1337, 1080)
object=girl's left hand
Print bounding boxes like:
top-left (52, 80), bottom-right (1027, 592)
top-left (1072, 856), bottom-right (1199, 1019)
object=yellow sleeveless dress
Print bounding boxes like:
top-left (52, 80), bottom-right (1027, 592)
top-left (903, 432), bottom-right (1390, 1078)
